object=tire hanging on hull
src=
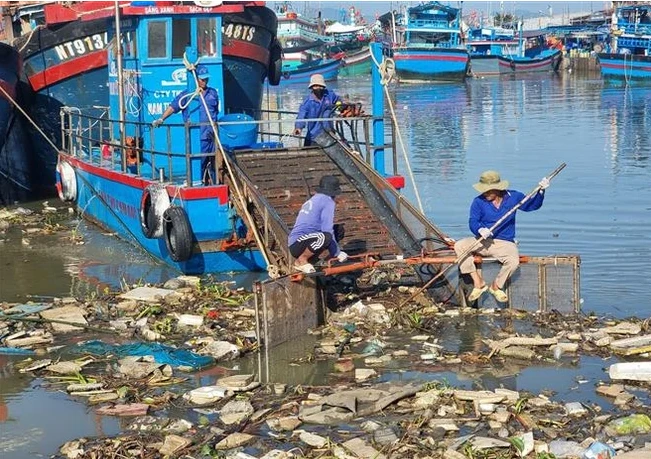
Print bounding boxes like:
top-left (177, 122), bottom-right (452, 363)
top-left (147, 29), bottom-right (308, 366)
top-left (163, 206), bottom-right (193, 262)
top-left (140, 184), bottom-right (170, 239)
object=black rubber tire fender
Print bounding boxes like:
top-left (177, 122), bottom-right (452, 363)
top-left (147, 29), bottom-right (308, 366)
top-left (163, 206), bottom-right (194, 262)
top-left (140, 184), bottom-right (170, 239)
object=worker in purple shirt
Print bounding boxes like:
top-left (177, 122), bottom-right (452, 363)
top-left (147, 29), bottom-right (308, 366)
top-left (293, 73), bottom-right (341, 147)
top-left (288, 175), bottom-right (348, 273)
top-left (454, 170), bottom-right (550, 303)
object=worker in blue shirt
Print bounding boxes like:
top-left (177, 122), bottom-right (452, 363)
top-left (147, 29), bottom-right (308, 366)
top-left (454, 170), bottom-right (550, 303)
top-left (288, 175), bottom-right (348, 273)
top-left (293, 73), bottom-right (341, 146)
top-left (152, 64), bottom-right (219, 183)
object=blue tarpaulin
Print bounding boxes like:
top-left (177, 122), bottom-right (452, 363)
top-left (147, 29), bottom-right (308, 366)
top-left (74, 340), bottom-right (214, 370)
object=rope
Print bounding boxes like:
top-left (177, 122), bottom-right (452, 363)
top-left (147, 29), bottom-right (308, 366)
top-left (181, 53), bottom-right (276, 274)
top-left (0, 84), bottom-right (60, 152)
top-left (369, 46), bottom-right (425, 214)
top-left (17, 25), bottom-right (41, 53)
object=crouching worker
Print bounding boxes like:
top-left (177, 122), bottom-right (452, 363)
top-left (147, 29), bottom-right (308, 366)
top-left (288, 175), bottom-right (348, 274)
top-left (455, 170), bottom-right (550, 303)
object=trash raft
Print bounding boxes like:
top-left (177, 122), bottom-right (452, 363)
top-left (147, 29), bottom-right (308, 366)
top-left (1, 207), bottom-right (651, 458)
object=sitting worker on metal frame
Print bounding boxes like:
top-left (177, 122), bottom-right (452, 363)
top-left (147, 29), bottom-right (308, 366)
top-left (455, 170), bottom-right (550, 303)
top-left (288, 175), bottom-right (348, 274)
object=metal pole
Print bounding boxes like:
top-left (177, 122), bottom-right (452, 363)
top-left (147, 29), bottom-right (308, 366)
top-left (370, 42), bottom-right (385, 175)
top-left (115, 0), bottom-right (126, 171)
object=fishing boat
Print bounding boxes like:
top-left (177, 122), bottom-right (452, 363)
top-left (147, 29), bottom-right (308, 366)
top-left (278, 56), bottom-right (341, 85)
top-left (380, 1), bottom-right (469, 82)
top-left (0, 42), bottom-right (20, 155)
top-left (598, 4), bottom-right (651, 84)
top-left (466, 26), bottom-right (520, 76)
top-left (496, 29), bottom-right (563, 74)
top-left (54, 0), bottom-right (418, 279)
top-left (8, 1), bottom-right (282, 199)
top-left (340, 48), bottom-right (371, 77)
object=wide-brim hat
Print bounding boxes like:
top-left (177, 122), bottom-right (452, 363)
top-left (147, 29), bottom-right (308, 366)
top-left (308, 73), bottom-right (326, 88)
top-left (316, 175), bottom-right (342, 196)
top-left (473, 170), bottom-right (509, 193)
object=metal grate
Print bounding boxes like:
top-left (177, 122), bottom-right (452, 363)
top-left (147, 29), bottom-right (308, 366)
top-left (254, 277), bottom-right (324, 348)
top-left (470, 255), bottom-right (581, 313)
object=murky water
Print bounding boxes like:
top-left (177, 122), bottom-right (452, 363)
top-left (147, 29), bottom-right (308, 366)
top-left (2, 73), bottom-right (651, 457)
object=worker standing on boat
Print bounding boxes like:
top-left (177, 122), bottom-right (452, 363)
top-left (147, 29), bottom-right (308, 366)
top-left (288, 175), bottom-right (348, 273)
top-left (455, 170), bottom-right (550, 303)
top-left (293, 74), bottom-right (341, 146)
top-left (152, 64), bottom-right (219, 183)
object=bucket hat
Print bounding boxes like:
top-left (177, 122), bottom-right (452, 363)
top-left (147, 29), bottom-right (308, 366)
top-left (308, 73), bottom-right (326, 89)
top-left (473, 170), bottom-right (509, 193)
top-left (196, 64), bottom-right (211, 80)
top-left (316, 175), bottom-right (342, 197)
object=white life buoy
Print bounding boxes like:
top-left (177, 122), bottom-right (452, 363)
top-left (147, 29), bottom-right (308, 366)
top-left (140, 184), bottom-right (170, 239)
top-left (56, 161), bottom-right (77, 202)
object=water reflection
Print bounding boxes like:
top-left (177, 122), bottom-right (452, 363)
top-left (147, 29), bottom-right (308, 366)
top-left (602, 86), bottom-right (651, 174)
top-left (394, 83), bottom-right (470, 181)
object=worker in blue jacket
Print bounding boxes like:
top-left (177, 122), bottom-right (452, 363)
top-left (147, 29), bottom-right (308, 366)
top-left (293, 73), bottom-right (341, 146)
top-left (454, 170), bottom-right (550, 303)
top-left (152, 64), bottom-right (219, 183)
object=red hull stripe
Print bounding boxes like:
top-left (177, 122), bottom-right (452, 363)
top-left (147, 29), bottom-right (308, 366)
top-left (0, 80), bottom-right (16, 100)
top-left (223, 40), bottom-right (270, 66)
top-left (63, 155), bottom-right (229, 204)
top-left (394, 54), bottom-right (468, 62)
top-left (498, 59), bottom-right (550, 70)
top-left (601, 62), bottom-right (651, 72)
top-left (29, 41), bottom-right (270, 93)
top-left (29, 50), bottom-right (108, 92)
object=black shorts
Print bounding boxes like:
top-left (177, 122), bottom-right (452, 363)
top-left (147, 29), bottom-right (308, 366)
top-left (289, 232), bottom-right (333, 258)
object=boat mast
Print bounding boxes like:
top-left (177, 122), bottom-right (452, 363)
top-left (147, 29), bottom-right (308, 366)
top-left (114, 0), bottom-right (126, 169)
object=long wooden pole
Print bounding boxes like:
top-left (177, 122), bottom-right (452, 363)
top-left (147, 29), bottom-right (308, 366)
top-left (399, 163), bottom-right (567, 308)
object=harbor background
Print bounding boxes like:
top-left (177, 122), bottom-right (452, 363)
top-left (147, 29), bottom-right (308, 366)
top-left (2, 67), bottom-right (651, 459)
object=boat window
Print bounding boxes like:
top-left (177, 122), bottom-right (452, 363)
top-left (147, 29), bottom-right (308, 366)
top-left (148, 21), bottom-right (167, 58)
top-left (198, 18), bottom-right (217, 57)
top-left (123, 30), bottom-right (137, 59)
top-left (172, 18), bottom-right (191, 59)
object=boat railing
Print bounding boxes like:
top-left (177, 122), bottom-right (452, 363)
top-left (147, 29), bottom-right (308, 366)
top-left (59, 107), bottom-right (400, 187)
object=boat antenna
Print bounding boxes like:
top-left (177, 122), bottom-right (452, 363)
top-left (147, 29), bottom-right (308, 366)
top-left (114, 0), bottom-right (126, 169)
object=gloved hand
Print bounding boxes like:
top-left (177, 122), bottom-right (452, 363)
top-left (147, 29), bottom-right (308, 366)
top-left (539, 177), bottom-right (550, 190)
top-left (337, 251), bottom-right (348, 263)
top-left (478, 227), bottom-right (492, 239)
top-left (152, 118), bottom-right (164, 128)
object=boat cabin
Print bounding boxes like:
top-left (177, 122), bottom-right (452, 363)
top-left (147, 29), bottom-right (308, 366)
top-left (401, 1), bottom-right (463, 49)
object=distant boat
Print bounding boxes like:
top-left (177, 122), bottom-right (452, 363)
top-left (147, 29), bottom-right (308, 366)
top-left (379, 2), bottom-right (469, 82)
top-left (340, 48), bottom-right (372, 77)
top-left (598, 4), bottom-right (651, 84)
top-left (468, 26), bottom-right (562, 76)
top-left (278, 57), bottom-right (341, 85)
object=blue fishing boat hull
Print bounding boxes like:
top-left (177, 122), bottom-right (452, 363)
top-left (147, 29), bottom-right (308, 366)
top-left (393, 48), bottom-right (469, 82)
top-left (66, 154), bottom-right (266, 274)
top-left (469, 55), bottom-right (500, 76)
top-left (279, 58), bottom-right (341, 85)
top-left (0, 42), bottom-right (20, 155)
top-left (598, 53), bottom-right (651, 83)
top-left (497, 50), bottom-right (562, 74)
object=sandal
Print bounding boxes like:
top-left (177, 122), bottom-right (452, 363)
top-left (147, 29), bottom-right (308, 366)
top-left (467, 285), bottom-right (488, 302)
top-left (294, 263), bottom-right (316, 274)
top-left (489, 287), bottom-right (508, 303)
